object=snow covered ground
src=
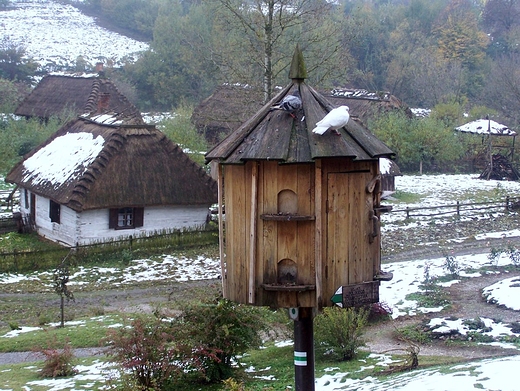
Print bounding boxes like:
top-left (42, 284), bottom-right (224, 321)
top-left (0, 174), bottom-right (519, 390)
top-left (0, 0), bottom-right (148, 71)
top-left (1, 1), bottom-right (520, 387)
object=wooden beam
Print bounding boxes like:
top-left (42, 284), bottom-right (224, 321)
top-left (217, 164), bottom-right (226, 297)
top-left (314, 160), bottom-right (323, 308)
top-left (248, 162), bottom-right (259, 304)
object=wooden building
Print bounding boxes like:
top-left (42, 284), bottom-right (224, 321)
top-left (206, 51), bottom-right (394, 309)
top-left (6, 112), bottom-right (217, 246)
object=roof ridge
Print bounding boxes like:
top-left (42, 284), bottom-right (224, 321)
top-left (84, 78), bottom-right (100, 114)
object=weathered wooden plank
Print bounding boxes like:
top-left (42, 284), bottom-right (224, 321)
top-left (217, 164), bottom-right (226, 297)
top-left (314, 159), bottom-right (323, 307)
top-left (225, 164), bottom-right (250, 303)
top-left (286, 116), bottom-right (313, 163)
top-left (259, 162), bottom-right (278, 297)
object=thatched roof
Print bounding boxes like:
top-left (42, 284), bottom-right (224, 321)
top-left (380, 157), bottom-right (402, 176)
top-left (191, 84), bottom-right (266, 144)
top-left (192, 84), bottom-right (411, 146)
top-left (326, 88), bottom-right (413, 125)
top-left (455, 119), bottom-right (517, 136)
top-left (205, 80), bottom-right (394, 164)
top-left (15, 73), bottom-right (143, 124)
top-left (6, 114), bottom-right (217, 212)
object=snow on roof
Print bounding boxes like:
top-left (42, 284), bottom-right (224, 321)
top-left (330, 88), bottom-right (390, 100)
top-left (49, 71), bottom-right (100, 78)
top-left (411, 108), bottom-right (431, 117)
top-left (379, 157), bottom-right (392, 175)
top-left (22, 132), bottom-right (105, 187)
top-left (81, 113), bottom-right (123, 125)
top-left (456, 119), bottom-right (517, 136)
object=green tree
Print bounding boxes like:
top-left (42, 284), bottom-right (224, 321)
top-left (433, 0), bottom-right (488, 100)
top-left (482, 0), bottom-right (520, 57)
top-left (0, 78), bottom-right (30, 113)
top-left (158, 105), bottom-right (208, 166)
top-left (371, 110), bottom-right (464, 173)
top-left (0, 39), bottom-right (38, 82)
top-left (123, 1), bottom-right (219, 109)
top-left (480, 54), bottom-right (520, 125)
top-left (341, 1), bottom-right (394, 91)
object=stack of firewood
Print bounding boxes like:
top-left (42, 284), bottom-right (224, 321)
top-left (479, 154), bottom-right (520, 180)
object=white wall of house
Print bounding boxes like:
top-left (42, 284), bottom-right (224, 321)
top-left (77, 205), bottom-right (209, 245)
top-left (19, 188), bottom-right (210, 246)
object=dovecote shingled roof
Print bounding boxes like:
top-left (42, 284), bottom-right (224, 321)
top-left (205, 81), bottom-right (394, 164)
top-left (15, 73), bottom-right (144, 124)
top-left (6, 114), bottom-right (217, 212)
top-left (192, 85), bottom-right (411, 146)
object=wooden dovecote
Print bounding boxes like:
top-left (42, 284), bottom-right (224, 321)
top-left (206, 48), bottom-right (394, 309)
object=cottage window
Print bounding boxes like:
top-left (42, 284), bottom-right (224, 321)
top-left (49, 200), bottom-right (60, 223)
top-left (24, 189), bottom-right (29, 209)
top-left (109, 207), bottom-right (144, 230)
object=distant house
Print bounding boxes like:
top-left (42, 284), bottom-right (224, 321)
top-left (379, 157), bottom-right (402, 197)
top-left (15, 71), bottom-right (141, 122)
top-left (5, 113), bottom-right (217, 246)
top-left (191, 84), bottom-right (266, 145)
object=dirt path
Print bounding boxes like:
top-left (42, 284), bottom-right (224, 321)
top-left (364, 269), bottom-right (520, 361)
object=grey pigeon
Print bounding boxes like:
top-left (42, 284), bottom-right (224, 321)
top-left (270, 90), bottom-right (302, 117)
top-left (312, 106), bottom-right (350, 135)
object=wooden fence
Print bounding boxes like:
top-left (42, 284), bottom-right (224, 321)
top-left (383, 195), bottom-right (520, 221)
top-left (0, 228), bottom-right (219, 274)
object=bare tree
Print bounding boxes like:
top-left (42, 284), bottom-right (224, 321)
top-left (208, 0), bottom-right (346, 101)
top-left (481, 54), bottom-right (520, 124)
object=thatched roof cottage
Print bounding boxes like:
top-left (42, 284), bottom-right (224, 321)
top-left (15, 71), bottom-right (141, 122)
top-left (6, 112), bottom-right (217, 246)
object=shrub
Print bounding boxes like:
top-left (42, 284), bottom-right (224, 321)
top-left (36, 336), bottom-right (77, 378)
top-left (105, 316), bottom-right (193, 390)
top-left (443, 254), bottom-right (460, 277)
top-left (314, 306), bottom-right (369, 361)
top-left (106, 298), bottom-right (266, 388)
top-left (180, 298), bottom-right (268, 382)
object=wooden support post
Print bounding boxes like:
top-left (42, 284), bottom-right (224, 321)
top-left (487, 119), bottom-right (493, 180)
top-left (217, 164), bottom-right (226, 297)
top-left (248, 162), bottom-right (258, 304)
top-left (293, 307), bottom-right (315, 391)
top-left (456, 201), bottom-right (460, 217)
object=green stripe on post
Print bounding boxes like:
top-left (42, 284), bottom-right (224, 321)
top-left (294, 351), bottom-right (307, 366)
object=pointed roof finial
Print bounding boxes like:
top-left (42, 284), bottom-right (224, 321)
top-left (289, 44), bottom-right (307, 80)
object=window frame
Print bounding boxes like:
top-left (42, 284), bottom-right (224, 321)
top-left (109, 207), bottom-right (144, 230)
top-left (49, 200), bottom-right (61, 224)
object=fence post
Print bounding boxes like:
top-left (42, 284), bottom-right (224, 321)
top-left (506, 196), bottom-right (510, 213)
top-left (406, 207), bottom-right (410, 219)
top-left (456, 201), bottom-right (460, 217)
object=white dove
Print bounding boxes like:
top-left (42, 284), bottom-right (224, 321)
top-left (312, 106), bottom-right (350, 135)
